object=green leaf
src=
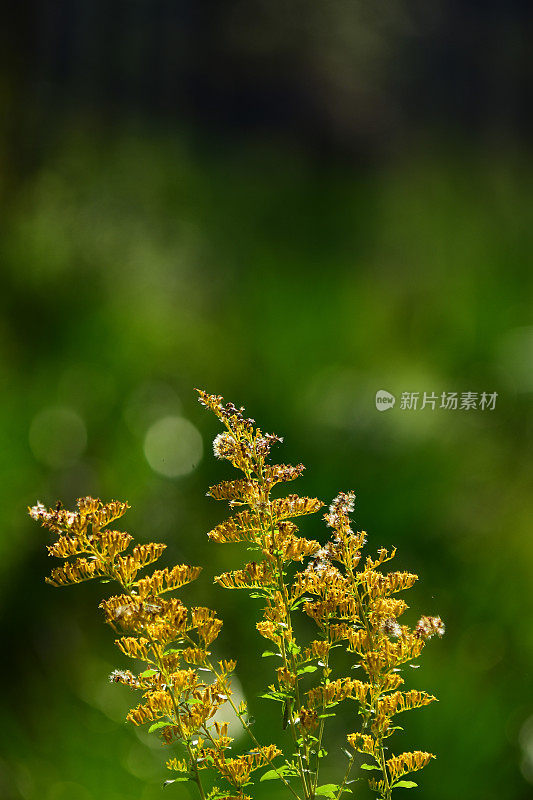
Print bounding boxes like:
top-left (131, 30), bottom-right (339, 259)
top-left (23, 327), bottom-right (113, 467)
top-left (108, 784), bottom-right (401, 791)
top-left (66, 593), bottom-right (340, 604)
top-left (139, 668), bottom-right (158, 678)
top-left (318, 713), bottom-right (336, 719)
top-left (393, 781), bottom-right (418, 789)
top-left (290, 596), bottom-right (311, 610)
top-left (261, 650), bottom-right (281, 658)
top-left (148, 720), bottom-right (171, 733)
top-left (297, 665), bottom-right (318, 675)
top-left (260, 767), bottom-right (290, 782)
top-left (315, 784), bottom-right (341, 798)
top-left (163, 777), bottom-right (189, 786)
top-left (360, 763), bottom-right (381, 771)
top-left (260, 770), bottom-right (281, 782)
top-left (259, 691), bottom-right (286, 703)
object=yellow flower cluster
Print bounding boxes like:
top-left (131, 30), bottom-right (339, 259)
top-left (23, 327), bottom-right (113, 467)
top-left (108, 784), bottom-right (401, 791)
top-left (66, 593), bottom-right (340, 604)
top-left (30, 389), bottom-right (444, 800)
top-left (198, 389), bottom-right (445, 800)
top-left (30, 495), bottom-right (282, 800)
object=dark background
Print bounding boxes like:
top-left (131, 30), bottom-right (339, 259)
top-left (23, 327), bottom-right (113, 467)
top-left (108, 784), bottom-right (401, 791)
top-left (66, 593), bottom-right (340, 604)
top-left (0, 2), bottom-right (532, 799)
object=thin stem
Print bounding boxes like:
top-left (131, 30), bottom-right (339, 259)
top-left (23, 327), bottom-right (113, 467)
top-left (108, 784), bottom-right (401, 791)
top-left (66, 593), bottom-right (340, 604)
top-left (273, 546), bottom-right (312, 800)
top-left (335, 542), bottom-right (382, 800)
top-left (183, 632), bottom-right (303, 800)
top-left (218, 423), bottom-right (313, 799)
top-left (334, 752), bottom-right (356, 800)
top-left (311, 619), bottom-right (331, 795)
top-left (222, 687), bottom-right (303, 800)
top-left (158, 653), bottom-right (207, 800)
top-left (88, 543), bottom-right (208, 800)
top-left (246, 458), bottom-right (312, 800)
top-left (135, 619), bottom-right (207, 799)
top-left (378, 743), bottom-right (392, 800)
top-left (334, 709), bottom-right (373, 800)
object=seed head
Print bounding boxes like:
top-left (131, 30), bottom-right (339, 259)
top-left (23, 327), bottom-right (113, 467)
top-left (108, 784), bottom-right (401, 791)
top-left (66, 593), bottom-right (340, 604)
top-left (415, 615), bottom-right (445, 640)
top-left (381, 618), bottom-right (402, 638)
top-left (213, 432), bottom-right (238, 460)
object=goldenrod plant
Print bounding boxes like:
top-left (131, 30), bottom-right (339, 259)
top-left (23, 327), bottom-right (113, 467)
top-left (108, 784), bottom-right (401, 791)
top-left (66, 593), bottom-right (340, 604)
top-left (29, 389), bottom-right (444, 800)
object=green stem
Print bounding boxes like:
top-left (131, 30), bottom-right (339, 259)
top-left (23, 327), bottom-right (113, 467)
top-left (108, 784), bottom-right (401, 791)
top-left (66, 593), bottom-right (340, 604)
top-left (334, 709), bottom-right (374, 800)
top-left (220, 424), bottom-right (312, 799)
top-left (311, 620), bottom-right (331, 795)
top-left (378, 743), bottom-right (392, 800)
top-left (88, 543), bottom-right (208, 800)
top-left (184, 633), bottom-right (303, 800)
top-left (274, 553), bottom-right (312, 800)
top-left (334, 752), bottom-right (356, 800)
top-left (159, 654), bottom-right (207, 800)
top-left (248, 461), bottom-right (312, 800)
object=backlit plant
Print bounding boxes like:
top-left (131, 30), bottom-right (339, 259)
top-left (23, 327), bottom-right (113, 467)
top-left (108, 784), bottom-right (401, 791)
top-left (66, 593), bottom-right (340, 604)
top-left (29, 389), bottom-right (444, 800)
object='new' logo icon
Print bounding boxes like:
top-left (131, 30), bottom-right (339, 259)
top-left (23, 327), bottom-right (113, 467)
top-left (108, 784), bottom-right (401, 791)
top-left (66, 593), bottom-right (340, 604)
top-left (375, 390), bottom-right (396, 411)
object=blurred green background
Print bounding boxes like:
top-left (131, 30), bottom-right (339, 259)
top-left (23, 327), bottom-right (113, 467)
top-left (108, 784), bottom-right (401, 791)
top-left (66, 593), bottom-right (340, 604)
top-left (1, 2), bottom-right (532, 799)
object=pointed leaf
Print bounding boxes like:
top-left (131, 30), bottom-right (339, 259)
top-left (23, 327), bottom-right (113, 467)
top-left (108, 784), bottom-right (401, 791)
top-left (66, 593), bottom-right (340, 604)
top-left (148, 720), bottom-right (171, 733)
top-left (315, 785), bottom-right (341, 798)
top-left (139, 668), bottom-right (158, 678)
top-left (260, 767), bottom-right (291, 782)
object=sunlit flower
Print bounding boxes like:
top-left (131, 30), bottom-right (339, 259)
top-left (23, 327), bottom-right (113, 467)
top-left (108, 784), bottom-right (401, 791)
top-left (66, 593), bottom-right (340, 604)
top-left (213, 432), bottom-right (238, 460)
